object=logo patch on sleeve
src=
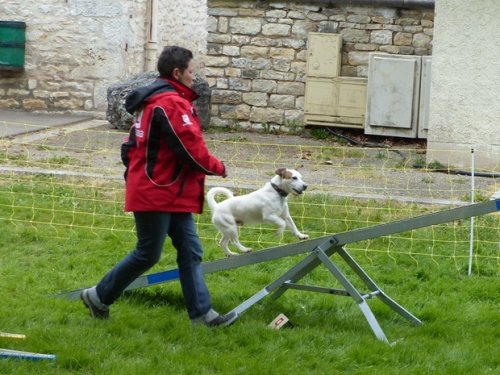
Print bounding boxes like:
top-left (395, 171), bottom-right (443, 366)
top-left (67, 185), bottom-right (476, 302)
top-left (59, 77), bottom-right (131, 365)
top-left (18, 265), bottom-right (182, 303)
top-left (182, 114), bottom-right (193, 126)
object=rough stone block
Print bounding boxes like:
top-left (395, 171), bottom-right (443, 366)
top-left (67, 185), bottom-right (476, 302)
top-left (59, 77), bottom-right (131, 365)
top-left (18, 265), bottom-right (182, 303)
top-left (22, 99), bottom-right (47, 110)
top-left (106, 72), bottom-right (212, 130)
top-left (250, 107), bottom-right (284, 124)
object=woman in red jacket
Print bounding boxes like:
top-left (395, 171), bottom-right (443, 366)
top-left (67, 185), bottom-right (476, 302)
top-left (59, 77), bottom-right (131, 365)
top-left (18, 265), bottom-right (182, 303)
top-left (81, 46), bottom-right (238, 327)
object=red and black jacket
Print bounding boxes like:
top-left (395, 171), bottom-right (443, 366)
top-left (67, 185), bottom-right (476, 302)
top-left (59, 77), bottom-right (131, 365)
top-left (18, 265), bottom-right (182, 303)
top-left (121, 78), bottom-right (225, 213)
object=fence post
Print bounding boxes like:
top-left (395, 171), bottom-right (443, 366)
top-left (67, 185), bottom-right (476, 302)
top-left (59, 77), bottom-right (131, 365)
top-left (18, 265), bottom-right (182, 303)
top-left (468, 148), bottom-right (475, 276)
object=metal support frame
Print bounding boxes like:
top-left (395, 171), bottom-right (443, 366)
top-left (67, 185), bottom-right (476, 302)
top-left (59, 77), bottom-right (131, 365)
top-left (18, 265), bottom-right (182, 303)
top-left (57, 200), bottom-right (499, 341)
top-left (228, 199), bottom-right (498, 341)
top-left (229, 240), bottom-right (420, 343)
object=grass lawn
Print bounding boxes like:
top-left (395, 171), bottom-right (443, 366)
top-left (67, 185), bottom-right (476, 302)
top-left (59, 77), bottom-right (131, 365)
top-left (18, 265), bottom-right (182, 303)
top-left (0, 176), bottom-right (498, 374)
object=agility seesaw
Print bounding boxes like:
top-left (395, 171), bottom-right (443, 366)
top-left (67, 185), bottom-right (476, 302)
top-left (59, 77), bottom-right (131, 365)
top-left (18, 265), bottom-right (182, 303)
top-left (57, 199), bottom-right (499, 342)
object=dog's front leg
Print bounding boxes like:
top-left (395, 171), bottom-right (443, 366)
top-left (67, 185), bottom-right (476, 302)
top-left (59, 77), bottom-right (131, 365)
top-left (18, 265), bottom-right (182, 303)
top-left (282, 207), bottom-right (308, 240)
top-left (285, 215), bottom-right (309, 240)
top-left (263, 214), bottom-right (287, 237)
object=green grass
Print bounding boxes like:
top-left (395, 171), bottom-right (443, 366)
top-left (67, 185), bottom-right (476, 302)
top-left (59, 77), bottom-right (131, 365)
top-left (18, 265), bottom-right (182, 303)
top-left (0, 176), bottom-right (499, 374)
top-left (310, 127), bottom-right (330, 140)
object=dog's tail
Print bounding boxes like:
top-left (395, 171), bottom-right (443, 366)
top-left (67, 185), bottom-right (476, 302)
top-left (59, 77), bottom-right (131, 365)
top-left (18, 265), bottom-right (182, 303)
top-left (206, 187), bottom-right (234, 211)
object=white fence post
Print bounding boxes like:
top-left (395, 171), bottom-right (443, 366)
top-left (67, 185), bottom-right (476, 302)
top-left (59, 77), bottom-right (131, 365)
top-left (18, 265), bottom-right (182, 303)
top-left (468, 148), bottom-right (475, 276)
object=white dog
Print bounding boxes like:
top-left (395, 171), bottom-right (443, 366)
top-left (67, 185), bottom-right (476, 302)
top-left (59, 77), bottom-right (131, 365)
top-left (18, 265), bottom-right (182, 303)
top-left (206, 168), bottom-right (309, 257)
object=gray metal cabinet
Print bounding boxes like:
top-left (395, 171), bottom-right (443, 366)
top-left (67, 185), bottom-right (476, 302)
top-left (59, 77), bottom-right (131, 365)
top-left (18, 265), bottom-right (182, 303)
top-left (364, 53), bottom-right (431, 139)
top-left (418, 56), bottom-right (432, 139)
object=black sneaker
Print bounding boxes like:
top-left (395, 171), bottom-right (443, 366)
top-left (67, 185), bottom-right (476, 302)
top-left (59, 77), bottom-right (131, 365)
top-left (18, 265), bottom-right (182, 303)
top-left (81, 289), bottom-right (110, 319)
top-left (192, 309), bottom-right (239, 327)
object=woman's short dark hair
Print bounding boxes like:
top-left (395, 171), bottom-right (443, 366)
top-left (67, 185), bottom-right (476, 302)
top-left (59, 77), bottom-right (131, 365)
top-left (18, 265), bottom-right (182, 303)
top-left (157, 46), bottom-right (193, 78)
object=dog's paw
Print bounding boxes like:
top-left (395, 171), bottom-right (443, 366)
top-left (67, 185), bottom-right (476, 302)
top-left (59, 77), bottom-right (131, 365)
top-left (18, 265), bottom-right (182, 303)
top-left (240, 248), bottom-right (252, 254)
top-left (298, 233), bottom-right (309, 240)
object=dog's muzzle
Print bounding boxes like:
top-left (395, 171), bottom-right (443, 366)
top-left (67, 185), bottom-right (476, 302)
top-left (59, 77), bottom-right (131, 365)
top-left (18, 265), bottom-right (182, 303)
top-left (293, 184), bottom-right (307, 195)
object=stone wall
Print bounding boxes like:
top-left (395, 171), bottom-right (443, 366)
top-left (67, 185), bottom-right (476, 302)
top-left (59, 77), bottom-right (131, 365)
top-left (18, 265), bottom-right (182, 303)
top-left (0, 0), bottom-right (208, 115)
top-left (205, 0), bottom-right (433, 130)
top-left (0, 0), bottom-right (434, 125)
top-left (0, 0), bottom-right (147, 114)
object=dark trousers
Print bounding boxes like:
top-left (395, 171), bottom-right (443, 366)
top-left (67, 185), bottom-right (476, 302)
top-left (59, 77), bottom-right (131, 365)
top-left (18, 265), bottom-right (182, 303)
top-left (96, 211), bottom-right (212, 319)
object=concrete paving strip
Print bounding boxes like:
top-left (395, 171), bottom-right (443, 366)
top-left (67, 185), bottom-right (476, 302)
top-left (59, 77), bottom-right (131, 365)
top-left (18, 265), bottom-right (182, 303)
top-left (0, 165), bottom-right (122, 179)
top-left (10, 119), bottom-right (108, 144)
top-left (0, 109), bottom-right (95, 138)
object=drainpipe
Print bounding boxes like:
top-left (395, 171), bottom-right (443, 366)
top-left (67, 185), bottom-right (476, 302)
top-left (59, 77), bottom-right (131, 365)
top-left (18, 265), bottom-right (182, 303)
top-left (309, 0), bottom-right (434, 9)
top-left (144, 0), bottom-right (159, 71)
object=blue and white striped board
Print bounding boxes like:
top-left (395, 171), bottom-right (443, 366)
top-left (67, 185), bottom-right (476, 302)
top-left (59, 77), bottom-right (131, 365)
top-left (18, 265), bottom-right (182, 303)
top-left (0, 349), bottom-right (56, 361)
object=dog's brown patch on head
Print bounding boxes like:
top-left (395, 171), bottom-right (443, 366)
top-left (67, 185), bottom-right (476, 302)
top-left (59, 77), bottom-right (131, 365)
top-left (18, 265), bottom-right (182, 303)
top-left (275, 168), bottom-right (286, 177)
top-left (275, 168), bottom-right (293, 179)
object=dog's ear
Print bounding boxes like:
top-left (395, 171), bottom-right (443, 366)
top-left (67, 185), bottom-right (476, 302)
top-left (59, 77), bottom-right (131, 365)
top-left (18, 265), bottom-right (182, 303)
top-left (275, 168), bottom-right (293, 178)
top-left (275, 168), bottom-right (287, 177)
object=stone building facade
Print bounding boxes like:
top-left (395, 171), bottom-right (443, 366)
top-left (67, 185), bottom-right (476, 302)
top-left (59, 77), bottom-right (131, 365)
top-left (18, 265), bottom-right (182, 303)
top-left (1, 1), bottom-right (497, 170)
top-left (1, 0), bottom-right (433, 126)
top-left (205, 1), bottom-right (433, 130)
top-left (0, 0), bottom-right (208, 115)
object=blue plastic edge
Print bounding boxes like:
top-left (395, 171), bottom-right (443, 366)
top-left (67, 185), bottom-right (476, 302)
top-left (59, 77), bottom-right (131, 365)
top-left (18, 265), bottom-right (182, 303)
top-left (146, 269), bottom-right (179, 285)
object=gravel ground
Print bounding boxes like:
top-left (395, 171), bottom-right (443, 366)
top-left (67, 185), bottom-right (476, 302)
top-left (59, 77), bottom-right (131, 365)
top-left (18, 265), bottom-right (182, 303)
top-left (1, 120), bottom-right (498, 206)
